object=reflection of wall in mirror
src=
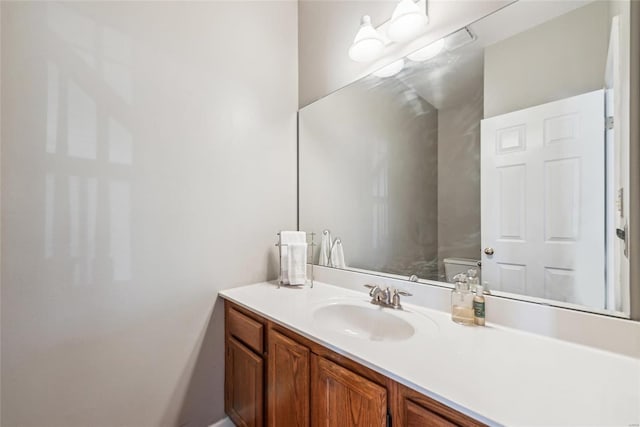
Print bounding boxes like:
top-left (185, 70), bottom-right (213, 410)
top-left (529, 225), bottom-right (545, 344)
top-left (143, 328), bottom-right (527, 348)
top-left (484, 0), bottom-right (610, 118)
top-left (436, 86), bottom-right (483, 279)
top-left (299, 79), bottom-right (439, 278)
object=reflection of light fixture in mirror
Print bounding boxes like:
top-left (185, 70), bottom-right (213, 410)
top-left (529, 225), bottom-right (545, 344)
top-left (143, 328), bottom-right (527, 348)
top-left (372, 59), bottom-right (405, 78)
top-left (387, 0), bottom-right (428, 42)
top-left (407, 38), bottom-right (445, 61)
top-left (348, 15), bottom-right (385, 62)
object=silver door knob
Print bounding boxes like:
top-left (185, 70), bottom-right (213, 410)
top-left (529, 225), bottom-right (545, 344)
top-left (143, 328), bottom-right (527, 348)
top-left (484, 247), bottom-right (495, 256)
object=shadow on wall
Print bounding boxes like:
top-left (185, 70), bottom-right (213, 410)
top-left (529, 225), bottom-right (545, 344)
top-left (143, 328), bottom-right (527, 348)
top-left (175, 298), bottom-right (226, 427)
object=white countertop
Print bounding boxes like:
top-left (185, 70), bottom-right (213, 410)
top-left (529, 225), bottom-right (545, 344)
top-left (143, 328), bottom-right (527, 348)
top-left (219, 281), bottom-right (640, 426)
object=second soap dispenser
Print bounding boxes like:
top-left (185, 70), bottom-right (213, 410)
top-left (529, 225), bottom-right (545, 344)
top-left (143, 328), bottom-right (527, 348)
top-left (451, 273), bottom-right (474, 325)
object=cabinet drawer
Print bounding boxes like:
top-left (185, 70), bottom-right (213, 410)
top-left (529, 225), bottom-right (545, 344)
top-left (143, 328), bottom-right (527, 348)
top-left (228, 305), bottom-right (264, 354)
top-left (394, 382), bottom-right (486, 427)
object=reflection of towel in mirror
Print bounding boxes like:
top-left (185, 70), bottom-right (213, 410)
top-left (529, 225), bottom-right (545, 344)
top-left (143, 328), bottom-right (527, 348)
top-left (329, 240), bottom-right (346, 269)
top-left (287, 242), bottom-right (308, 285)
top-left (280, 231), bottom-right (306, 284)
top-left (319, 231), bottom-right (332, 266)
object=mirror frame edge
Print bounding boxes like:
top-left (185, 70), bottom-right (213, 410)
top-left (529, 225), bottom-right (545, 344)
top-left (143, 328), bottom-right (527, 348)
top-left (630, 0), bottom-right (639, 321)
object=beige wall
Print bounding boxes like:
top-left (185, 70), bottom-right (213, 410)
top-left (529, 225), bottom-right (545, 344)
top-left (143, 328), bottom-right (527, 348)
top-left (484, 1), bottom-right (610, 118)
top-left (0, 2), bottom-right (297, 426)
top-left (298, 0), bottom-right (511, 107)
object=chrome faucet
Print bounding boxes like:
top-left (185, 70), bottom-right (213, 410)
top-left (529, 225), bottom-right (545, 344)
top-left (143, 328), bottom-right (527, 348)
top-left (364, 285), bottom-right (412, 309)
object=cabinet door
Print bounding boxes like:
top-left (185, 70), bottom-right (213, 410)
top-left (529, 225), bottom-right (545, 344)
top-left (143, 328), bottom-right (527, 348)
top-left (404, 400), bottom-right (457, 427)
top-left (311, 355), bottom-right (387, 427)
top-left (267, 329), bottom-right (310, 427)
top-left (393, 382), bottom-right (485, 427)
top-left (226, 337), bottom-right (264, 427)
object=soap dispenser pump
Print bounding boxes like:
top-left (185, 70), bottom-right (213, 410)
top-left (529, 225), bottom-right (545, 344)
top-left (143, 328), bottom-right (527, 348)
top-left (451, 273), bottom-right (474, 325)
top-left (467, 268), bottom-right (479, 293)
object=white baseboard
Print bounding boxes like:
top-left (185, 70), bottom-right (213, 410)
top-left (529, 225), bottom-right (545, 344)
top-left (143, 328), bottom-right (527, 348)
top-left (210, 417), bottom-right (234, 427)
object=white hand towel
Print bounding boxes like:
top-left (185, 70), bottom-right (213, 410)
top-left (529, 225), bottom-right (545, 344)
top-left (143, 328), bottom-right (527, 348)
top-left (319, 230), bottom-right (332, 266)
top-left (329, 240), bottom-right (346, 269)
top-left (279, 231), bottom-right (306, 285)
top-left (287, 242), bottom-right (308, 285)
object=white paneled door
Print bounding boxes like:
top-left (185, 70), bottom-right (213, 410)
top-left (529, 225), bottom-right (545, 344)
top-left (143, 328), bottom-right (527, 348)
top-left (481, 90), bottom-right (605, 309)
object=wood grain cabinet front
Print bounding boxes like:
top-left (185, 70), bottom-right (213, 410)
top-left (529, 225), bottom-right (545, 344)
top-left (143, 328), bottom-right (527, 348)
top-left (311, 354), bottom-right (387, 427)
top-left (225, 302), bottom-right (267, 427)
top-left (267, 328), bottom-right (310, 427)
top-left (223, 300), bottom-right (487, 427)
top-left (225, 337), bottom-right (264, 427)
top-left (394, 382), bottom-right (486, 427)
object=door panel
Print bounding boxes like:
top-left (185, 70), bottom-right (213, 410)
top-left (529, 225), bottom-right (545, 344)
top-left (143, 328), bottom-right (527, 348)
top-left (481, 89), bottom-right (605, 308)
top-left (498, 164), bottom-right (526, 240)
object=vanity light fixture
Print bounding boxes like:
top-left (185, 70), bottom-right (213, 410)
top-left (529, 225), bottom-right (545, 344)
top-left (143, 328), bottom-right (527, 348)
top-left (348, 0), bottom-right (429, 63)
top-left (387, 0), bottom-right (428, 42)
top-left (348, 15), bottom-right (385, 62)
top-left (372, 59), bottom-right (405, 78)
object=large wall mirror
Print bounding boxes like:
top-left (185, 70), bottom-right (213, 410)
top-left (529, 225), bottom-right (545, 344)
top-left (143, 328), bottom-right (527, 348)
top-left (299, 0), bottom-right (635, 317)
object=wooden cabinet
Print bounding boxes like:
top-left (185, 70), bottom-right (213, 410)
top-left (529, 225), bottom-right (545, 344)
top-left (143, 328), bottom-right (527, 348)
top-left (224, 300), bottom-right (486, 427)
top-left (311, 354), bottom-right (387, 427)
top-left (267, 329), bottom-right (310, 427)
top-left (228, 305), bottom-right (264, 353)
top-left (225, 303), bottom-right (266, 427)
top-left (225, 337), bottom-right (264, 427)
top-left (394, 382), bottom-right (485, 427)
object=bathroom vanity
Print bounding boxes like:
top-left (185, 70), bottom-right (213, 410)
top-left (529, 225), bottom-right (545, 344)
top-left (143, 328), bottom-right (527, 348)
top-left (220, 282), bottom-right (640, 426)
top-left (224, 298), bottom-right (481, 427)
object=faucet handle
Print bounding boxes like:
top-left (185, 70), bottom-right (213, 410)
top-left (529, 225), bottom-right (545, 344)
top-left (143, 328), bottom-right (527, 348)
top-left (391, 288), bottom-right (412, 309)
top-left (363, 284), bottom-right (379, 297)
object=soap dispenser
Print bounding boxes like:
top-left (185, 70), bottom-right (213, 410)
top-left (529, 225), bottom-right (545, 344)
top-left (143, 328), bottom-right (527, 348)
top-left (451, 273), bottom-right (474, 325)
top-left (473, 283), bottom-right (486, 326)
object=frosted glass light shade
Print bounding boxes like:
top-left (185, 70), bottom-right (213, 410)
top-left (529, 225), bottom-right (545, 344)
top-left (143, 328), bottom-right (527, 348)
top-left (407, 38), bottom-right (445, 61)
top-left (372, 59), bottom-right (405, 77)
top-left (348, 15), bottom-right (385, 62)
top-left (387, 0), bottom-right (428, 42)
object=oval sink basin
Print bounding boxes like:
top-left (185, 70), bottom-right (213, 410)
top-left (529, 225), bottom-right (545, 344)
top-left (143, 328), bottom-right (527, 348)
top-left (312, 302), bottom-right (415, 342)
